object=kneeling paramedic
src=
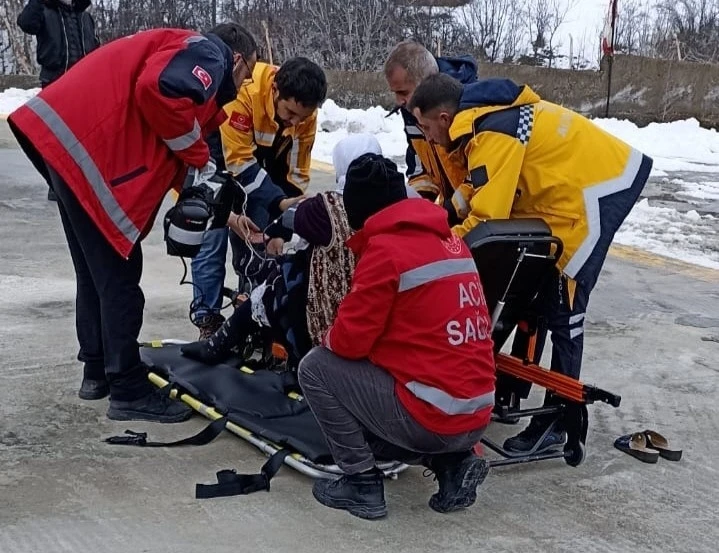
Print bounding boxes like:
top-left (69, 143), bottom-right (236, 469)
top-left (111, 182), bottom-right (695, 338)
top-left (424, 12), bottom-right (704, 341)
top-left (298, 154), bottom-right (496, 520)
top-left (8, 23), bottom-right (258, 423)
top-left (409, 73), bottom-right (653, 454)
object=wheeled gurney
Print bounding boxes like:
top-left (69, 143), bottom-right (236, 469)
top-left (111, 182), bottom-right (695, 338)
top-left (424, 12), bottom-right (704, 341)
top-left (112, 218), bottom-right (621, 492)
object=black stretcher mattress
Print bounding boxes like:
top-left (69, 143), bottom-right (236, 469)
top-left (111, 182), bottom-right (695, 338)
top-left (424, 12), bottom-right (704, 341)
top-left (140, 344), bottom-right (333, 464)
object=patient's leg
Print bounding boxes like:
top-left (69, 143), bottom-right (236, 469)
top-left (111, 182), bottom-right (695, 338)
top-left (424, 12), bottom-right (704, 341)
top-left (181, 300), bottom-right (260, 364)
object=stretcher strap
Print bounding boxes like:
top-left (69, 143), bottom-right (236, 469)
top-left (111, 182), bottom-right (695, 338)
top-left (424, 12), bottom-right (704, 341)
top-left (195, 449), bottom-right (292, 498)
top-left (104, 416), bottom-right (229, 447)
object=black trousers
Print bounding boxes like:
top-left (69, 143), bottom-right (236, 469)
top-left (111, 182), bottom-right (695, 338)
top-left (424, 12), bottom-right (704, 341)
top-left (47, 166), bottom-right (153, 401)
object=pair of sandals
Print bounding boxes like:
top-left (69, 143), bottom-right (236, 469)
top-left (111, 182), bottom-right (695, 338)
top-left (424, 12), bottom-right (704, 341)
top-left (613, 430), bottom-right (683, 463)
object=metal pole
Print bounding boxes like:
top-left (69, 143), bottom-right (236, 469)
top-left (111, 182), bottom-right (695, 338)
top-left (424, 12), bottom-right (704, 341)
top-left (212, 0), bottom-right (217, 28)
top-left (604, 0), bottom-right (618, 117)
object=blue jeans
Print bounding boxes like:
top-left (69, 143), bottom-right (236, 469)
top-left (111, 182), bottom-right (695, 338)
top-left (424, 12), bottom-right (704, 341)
top-left (190, 227), bottom-right (229, 320)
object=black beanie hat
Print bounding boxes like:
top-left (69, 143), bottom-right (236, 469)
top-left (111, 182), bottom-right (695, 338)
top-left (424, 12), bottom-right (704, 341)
top-left (342, 153), bottom-right (408, 230)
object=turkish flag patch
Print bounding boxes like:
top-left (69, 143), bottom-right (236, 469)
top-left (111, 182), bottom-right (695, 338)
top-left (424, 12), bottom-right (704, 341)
top-left (229, 111), bottom-right (252, 132)
top-left (192, 65), bottom-right (213, 90)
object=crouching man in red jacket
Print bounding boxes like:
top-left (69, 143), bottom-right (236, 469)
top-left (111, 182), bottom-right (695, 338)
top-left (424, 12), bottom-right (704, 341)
top-left (298, 153), bottom-right (496, 520)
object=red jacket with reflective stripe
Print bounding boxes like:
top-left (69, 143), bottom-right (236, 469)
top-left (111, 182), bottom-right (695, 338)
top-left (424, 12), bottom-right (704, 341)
top-left (7, 28), bottom-right (237, 259)
top-left (324, 198), bottom-right (496, 435)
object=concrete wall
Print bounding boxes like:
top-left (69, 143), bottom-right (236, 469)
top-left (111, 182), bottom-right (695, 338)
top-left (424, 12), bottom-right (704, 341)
top-left (6, 54), bottom-right (719, 127)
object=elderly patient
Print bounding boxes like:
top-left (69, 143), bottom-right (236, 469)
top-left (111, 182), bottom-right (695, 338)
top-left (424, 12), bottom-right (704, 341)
top-left (181, 134), bottom-right (385, 366)
top-left (298, 153), bottom-right (496, 520)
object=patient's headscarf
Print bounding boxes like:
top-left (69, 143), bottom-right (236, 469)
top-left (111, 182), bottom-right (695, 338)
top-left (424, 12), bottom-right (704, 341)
top-left (332, 134), bottom-right (383, 193)
top-left (331, 133), bottom-right (421, 199)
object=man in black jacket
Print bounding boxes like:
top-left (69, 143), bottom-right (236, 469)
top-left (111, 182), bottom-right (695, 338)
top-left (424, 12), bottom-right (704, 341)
top-left (17, 0), bottom-right (100, 200)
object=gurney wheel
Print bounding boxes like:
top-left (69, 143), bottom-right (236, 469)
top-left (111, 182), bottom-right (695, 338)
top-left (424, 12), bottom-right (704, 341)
top-left (564, 442), bottom-right (585, 467)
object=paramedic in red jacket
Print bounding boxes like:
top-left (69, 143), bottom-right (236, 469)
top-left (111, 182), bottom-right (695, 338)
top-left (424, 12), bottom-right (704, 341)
top-left (298, 153), bottom-right (496, 521)
top-left (7, 23), bottom-right (258, 423)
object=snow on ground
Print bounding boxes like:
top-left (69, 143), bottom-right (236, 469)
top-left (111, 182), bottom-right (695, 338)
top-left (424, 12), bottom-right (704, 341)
top-left (0, 87), bottom-right (39, 116)
top-left (2, 87), bottom-right (718, 270)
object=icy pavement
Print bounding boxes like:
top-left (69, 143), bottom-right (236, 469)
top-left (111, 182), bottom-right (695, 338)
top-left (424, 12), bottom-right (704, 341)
top-left (1, 143), bottom-right (718, 553)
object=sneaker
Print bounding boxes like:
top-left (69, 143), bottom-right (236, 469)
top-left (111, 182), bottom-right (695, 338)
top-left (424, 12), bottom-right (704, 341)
top-left (107, 388), bottom-right (193, 423)
top-left (196, 313), bottom-right (226, 340)
top-left (425, 452), bottom-right (490, 513)
top-left (312, 468), bottom-right (387, 520)
top-left (78, 377), bottom-right (110, 400)
top-left (503, 416), bottom-right (567, 454)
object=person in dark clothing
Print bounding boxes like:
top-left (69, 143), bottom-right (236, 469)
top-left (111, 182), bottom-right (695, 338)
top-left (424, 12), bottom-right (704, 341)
top-left (180, 135), bottom-right (394, 367)
top-left (17, 0), bottom-right (100, 201)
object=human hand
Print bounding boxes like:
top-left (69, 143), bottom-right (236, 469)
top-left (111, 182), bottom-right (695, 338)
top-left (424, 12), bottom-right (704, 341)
top-left (227, 212), bottom-right (260, 241)
top-left (266, 237), bottom-right (285, 256)
top-left (278, 195), bottom-right (306, 212)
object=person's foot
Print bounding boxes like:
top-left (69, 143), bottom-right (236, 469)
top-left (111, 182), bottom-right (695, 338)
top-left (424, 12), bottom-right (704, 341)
top-left (47, 188), bottom-right (58, 201)
top-left (182, 317), bottom-right (237, 364)
top-left (106, 388), bottom-right (193, 423)
top-left (425, 452), bottom-right (490, 513)
top-left (503, 416), bottom-right (567, 454)
top-left (78, 377), bottom-right (110, 400)
top-left (196, 313), bottom-right (226, 341)
top-left (312, 468), bottom-right (387, 520)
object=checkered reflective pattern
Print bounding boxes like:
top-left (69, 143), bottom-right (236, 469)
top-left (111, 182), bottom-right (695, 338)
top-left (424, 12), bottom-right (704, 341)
top-left (516, 105), bottom-right (534, 145)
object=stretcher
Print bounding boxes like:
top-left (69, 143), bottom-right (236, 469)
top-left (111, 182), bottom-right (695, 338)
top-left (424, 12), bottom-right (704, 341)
top-left (108, 218), bottom-right (621, 494)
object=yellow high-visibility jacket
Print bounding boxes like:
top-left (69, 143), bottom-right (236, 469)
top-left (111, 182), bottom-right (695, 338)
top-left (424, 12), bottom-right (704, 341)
top-left (220, 62), bottom-right (316, 197)
top-left (449, 80), bottom-right (652, 278)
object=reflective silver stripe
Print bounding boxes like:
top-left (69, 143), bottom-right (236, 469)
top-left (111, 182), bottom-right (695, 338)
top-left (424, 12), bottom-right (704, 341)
top-left (398, 258), bottom-right (477, 293)
top-left (226, 159), bottom-right (256, 175)
top-left (245, 167), bottom-right (267, 195)
top-left (185, 35), bottom-right (207, 44)
top-left (25, 97), bottom-right (140, 245)
top-left (406, 381), bottom-right (495, 416)
top-left (405, 125), bottom-right (423, 137)
top-left (451, 188), bottom-right (470, 219)
top-left (570, 327), bottom-right (584, 339)
top-left (254, 131), bottom-right (275, 145)
top-left (163, 119), bottom-right (201, 151)
top-left (569, 313), bottom-right (585, 324)
top-left (408, 154), bottom-right (424, 178)
top-left (563, 148), bottom-right (643, 278)
top-left (167, 224), bottom-right (205, 246)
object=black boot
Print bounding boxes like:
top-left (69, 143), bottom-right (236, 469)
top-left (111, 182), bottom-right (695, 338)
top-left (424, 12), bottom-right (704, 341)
top-left (107, 388), bottom-right (193, 423)
top-left (424, 452), bottom-right (490, 513)
top-left (79, 377), bottom-right (110, 400)
top-left (182, 301), bottom-right (257, 365)
top-left (503, 415), bottom-right (567, 454)
top-left (79, 362), bottom-right (110, 400)
top-left (312, 468), bottom-right (387, 520)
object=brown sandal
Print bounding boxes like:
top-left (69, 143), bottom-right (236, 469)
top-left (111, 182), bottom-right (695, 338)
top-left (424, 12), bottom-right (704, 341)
top-left (613, 432), bottom-right (660, 463)
top-left (643, 430), bottom-right (683, 461)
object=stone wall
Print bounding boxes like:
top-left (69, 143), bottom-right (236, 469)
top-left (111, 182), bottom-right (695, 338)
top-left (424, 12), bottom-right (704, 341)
top-left (6, 54), bottom-right (719, 127)
top-left (326, 55), bottom-right (719, 128)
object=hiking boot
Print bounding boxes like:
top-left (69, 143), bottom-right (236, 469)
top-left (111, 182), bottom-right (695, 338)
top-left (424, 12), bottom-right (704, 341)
top-left (312, 468), bottom-right (387, 520)
top-left (196, 313), bottom-right (226, 340)
top-left (78, 377), bottom-right (110, 400)
top-left (425, 452), bottom-right (490, 514)
top-left (182, 321), bottom-right (236, 365)
top-left (107, 388), bottom-right (193, 423)
top-left (503, 416), bottom-right (567, 454)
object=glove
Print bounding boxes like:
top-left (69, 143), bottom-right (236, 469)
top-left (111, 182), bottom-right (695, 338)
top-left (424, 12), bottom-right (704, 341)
top-left (163, 197), bottom-right (211, 258)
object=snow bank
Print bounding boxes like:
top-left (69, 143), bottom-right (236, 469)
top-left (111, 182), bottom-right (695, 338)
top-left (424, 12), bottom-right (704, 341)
top-left (2, 86), bottom-right (717, 271)
top-left (0, 87), bottom-right (40, 116)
